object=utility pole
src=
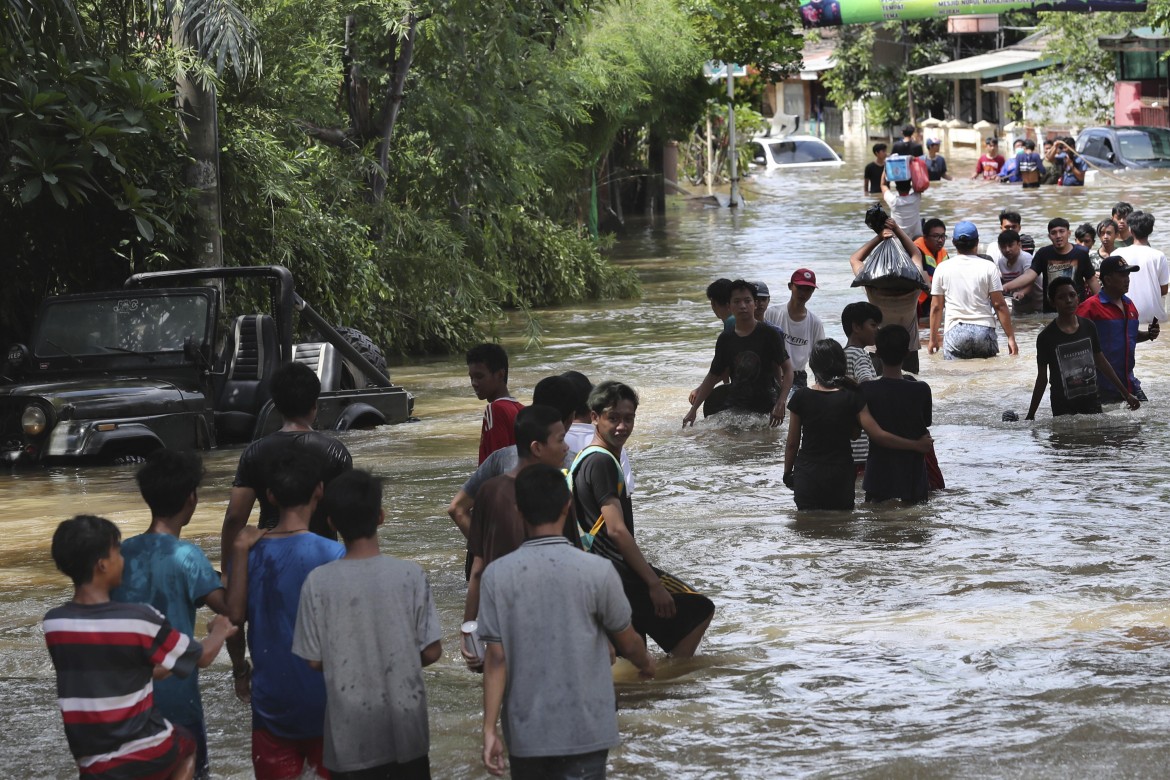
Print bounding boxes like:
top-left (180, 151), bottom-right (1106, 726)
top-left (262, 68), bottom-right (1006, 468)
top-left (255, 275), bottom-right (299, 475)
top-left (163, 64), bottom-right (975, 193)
top-left (903, 21), bottom-right (916, 125)
top-left (727, 63), bottom-right (739, 209)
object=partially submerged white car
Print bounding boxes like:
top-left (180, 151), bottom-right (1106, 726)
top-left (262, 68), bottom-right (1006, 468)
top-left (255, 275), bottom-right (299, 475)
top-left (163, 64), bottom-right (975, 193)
top-left (748, 135), bottom-right (844, 170)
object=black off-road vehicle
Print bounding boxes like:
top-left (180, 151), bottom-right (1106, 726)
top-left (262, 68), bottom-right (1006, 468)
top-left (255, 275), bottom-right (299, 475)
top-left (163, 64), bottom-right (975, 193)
top-left (0, 265), bottom-right (414, 465)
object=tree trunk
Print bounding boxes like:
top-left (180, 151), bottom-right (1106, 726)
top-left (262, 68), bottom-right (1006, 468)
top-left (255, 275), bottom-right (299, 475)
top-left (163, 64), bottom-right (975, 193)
top-left (371, 13), bottom-right (421, 201)
top-left (647, 126), bottom-right (665, 216)
top-left (174, 20), bottom-right (223, 268)
top-left (297, 12), bottom-right (427, 201)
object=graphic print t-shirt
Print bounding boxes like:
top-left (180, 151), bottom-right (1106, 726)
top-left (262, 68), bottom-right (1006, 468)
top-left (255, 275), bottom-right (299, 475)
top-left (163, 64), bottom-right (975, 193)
top-left (1035, 317), bottom-right (1103, 416)
top-left (1029, 245), bottom-right (1095, 311)
top-left (710, 323), bottom-right (790, 413)
top-left (976, 154), bottom-right (1005, 180)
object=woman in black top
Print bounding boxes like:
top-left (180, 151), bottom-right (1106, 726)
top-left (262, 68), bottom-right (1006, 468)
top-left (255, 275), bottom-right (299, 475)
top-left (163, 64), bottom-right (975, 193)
top-left (783, 340), bottom-right (932, 510)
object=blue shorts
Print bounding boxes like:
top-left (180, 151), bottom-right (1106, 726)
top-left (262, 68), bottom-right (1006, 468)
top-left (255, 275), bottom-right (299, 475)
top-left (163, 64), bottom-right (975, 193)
top-left (943, 322), bottom-right (998, 360)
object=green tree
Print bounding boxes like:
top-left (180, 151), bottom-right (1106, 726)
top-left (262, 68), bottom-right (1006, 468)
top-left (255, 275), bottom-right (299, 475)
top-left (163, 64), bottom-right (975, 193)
top-left (822, 21), bottom-right (951, 128)
top-left (682, 0), bottom-right (802, 78)
top-left (1022, 9), bottom-right (1156, 125)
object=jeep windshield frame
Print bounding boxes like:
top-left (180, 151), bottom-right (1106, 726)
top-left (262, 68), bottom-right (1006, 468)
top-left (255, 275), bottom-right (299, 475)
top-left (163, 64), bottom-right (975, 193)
top-left (30, 288), bottom-right (216, 367)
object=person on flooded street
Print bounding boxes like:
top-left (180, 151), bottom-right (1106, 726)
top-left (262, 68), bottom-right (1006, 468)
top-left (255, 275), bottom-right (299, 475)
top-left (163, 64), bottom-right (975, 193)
top-left (998, 139), bottom-right (1025, 183)
top-left (1113, 210), bottom-right (1169, 325)
top-left (783, 340), bottom-right (932, 511)
top-left (1046, 137), bottom-right (1087, 186)
top-left (914, 218), bottom-right (948, 321)
top-left (706, 277), bottom-right (735, 333)
top-left (686, 279), bottom-right (737, 406)
top-left (1002, 218), bottom-right (1098, 313)
top-left (683, 279), bottom-right (794, 424)
top-left (892, 124), bottom-right (923, 157)
top-left (928, 221), bottom-right (1018, 360)
top-left (1076, 257), bottom-right (1160, 404)
top-left (993, 229), bottom-right (1042, 315)
top-left (1075, 222), bottom-right (1097, 253)
top-left (1026, 276), bottom-right (1141, 421)
top-left (984, 210), bottom-right (1020, 256)
top-left (461, 405), bottom-right (572, 670)
top-left (850, 217), bottom-right (926, 373)
top-left (1017, 140), bottom-right (1044, 189)
top-left (764, 269), bottom-right (826, 391)
top-left (578, 381), bottom-right (714, 658)
top-left (1092, 219), bottom-right (1119, 269)
top-left (466, 343), bottom-right (524, 465)
top-left (226, 449), bottom-right (345, 780)
top-left (292, 470), bottom-right (442, 780)
top-left (972, 137), bottom-right (1005, 180)
top-left (1113, 202), bottom-right (1135, 247)
top-left (842, 301), bottom-right (881, 474)
top-left (480, 463), bottom-right (654, 780)
top-left (44, 515), bottom-right (236, 780)
top-left (921, 138), bottom-right (950, 181)
top-left (864, 143), bottom-right (887, 196)
top-left (221, 361), bottom-right (352, 549)
top-left (112, 451), bottom-right (244, 780)
top-left (861, 326), bottom-right (933, 504)
top-left (447, 376), bottom-right (579, 578)
top-left (881, 178), bottom-right (923, 240)
top-left (561, 370), bottom-right (635, 489)
top-left (753, 282), bottom-right (783, 335)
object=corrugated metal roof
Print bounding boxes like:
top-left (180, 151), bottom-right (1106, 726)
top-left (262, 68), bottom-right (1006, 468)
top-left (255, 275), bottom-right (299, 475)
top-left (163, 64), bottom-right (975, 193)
top-left (981, 78), bottom-right (1025, 92)
top-left (1098, 27), bottom-right (1170, 53)
top-left (909, 49), bottom-right (1050, 80)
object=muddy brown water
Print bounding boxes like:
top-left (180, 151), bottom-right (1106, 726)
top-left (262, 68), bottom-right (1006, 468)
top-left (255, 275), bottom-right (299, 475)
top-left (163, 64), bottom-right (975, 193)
top-left (4, 158), bottom-right (1170, 778)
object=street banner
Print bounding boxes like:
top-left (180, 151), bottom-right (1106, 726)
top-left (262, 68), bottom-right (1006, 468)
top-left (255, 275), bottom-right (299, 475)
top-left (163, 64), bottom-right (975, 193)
top-left (800, 0), bottom-right (1147, 28)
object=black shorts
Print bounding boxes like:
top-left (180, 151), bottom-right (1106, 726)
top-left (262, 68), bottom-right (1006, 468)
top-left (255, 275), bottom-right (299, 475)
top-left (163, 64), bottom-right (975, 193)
top-left (621, 566), bottom-right (714, 653)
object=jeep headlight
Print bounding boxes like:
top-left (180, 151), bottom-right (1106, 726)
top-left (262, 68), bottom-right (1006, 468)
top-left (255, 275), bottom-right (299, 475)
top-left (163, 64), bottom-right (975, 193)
top-left (21, 405), bottom-right (47, 436)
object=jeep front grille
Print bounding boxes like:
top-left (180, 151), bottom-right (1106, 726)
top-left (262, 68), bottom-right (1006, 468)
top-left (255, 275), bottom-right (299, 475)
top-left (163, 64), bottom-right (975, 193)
top-left (0, 398), bottom-right (22, 447)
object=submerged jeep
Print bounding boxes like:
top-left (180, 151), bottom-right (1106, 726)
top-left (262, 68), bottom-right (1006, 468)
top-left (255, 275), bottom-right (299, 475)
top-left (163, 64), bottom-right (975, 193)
top-left (0, 265), bottom-right (414, 465)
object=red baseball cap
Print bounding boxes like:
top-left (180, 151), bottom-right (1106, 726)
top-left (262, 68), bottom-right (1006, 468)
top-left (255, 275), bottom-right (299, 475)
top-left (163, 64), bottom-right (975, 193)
top-left (790, 268), bottom-right (818, 288)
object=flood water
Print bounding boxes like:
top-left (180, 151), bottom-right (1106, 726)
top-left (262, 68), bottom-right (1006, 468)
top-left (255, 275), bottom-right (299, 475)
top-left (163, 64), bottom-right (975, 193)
top-left (5, 153), bottom-right (1170, 779)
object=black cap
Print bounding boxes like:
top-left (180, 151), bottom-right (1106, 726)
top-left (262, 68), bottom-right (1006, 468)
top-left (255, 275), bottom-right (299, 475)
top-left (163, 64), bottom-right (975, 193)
top-left (1099, 256), bottom-right (1140, 276)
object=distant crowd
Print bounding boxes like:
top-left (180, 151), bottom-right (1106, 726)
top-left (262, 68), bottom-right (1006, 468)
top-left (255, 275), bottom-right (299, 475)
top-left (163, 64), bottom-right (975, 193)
top-left (864, 124), bottom-right (1092, 195)
top-left (684, 193), bottom-right (1165, 509)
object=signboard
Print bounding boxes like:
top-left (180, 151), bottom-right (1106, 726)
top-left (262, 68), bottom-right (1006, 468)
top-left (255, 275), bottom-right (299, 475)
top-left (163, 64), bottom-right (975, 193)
top-left (799, 0), bottom-right (1147, 28)
top-left (703, 62), bottom-right (749, 82)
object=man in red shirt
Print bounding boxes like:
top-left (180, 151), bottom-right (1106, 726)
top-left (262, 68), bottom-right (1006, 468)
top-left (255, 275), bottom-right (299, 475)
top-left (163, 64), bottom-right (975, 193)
top-left (971, 137), bottom-right (1005, 181)
top-left (467, 343), bottom-right (524, 464)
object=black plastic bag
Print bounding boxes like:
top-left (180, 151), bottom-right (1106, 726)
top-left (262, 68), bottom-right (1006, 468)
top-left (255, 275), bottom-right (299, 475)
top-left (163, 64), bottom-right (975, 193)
top-left (851, 237), bottom-right (929, 293)
top-left (864, 203), bottom-right (889, 234)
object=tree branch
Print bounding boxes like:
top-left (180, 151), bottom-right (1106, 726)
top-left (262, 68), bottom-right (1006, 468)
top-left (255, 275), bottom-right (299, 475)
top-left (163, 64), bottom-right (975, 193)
top-left (370, 11), bottom-right (429, 201)
top-left (296, 120), bottom-right (360, 151)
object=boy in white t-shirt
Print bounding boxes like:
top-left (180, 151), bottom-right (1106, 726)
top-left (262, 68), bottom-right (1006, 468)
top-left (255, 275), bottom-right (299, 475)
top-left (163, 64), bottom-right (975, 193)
top-left (1114, 210), bottom-right (1169, 325)
top-left (881, 179), bottom-right (923, 239)
top-left (764, 268), bottom-right (826, 390)
top-left (992, 229), bottom-right (1041, 314)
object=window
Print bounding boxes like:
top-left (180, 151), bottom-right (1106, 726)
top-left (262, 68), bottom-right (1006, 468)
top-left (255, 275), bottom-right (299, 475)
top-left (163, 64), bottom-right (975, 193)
top-left (35, 294), bottom-right (213, 357)
top-left (1117, 128), bottom-right (1170, 161)
top-left (1119, 51), bottom-right (1168, 81)
top-left (767, 140), bottom-right (838, 164)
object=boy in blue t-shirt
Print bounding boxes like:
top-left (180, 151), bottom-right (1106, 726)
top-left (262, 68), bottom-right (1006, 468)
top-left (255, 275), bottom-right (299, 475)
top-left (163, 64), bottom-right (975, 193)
top-left (112, 450), bottom-right (242, 779)
top-left (227, 448), bottom-right (345, 780)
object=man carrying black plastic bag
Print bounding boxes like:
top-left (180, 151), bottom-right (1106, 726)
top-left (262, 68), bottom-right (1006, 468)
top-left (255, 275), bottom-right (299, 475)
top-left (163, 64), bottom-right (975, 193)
top-left (850, 206), bottom-right (929, 373)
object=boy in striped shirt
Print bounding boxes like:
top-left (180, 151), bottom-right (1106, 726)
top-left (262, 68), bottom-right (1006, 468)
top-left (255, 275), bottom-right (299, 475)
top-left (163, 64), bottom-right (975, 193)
top-left (44, 515), bottom-right (235, 780)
